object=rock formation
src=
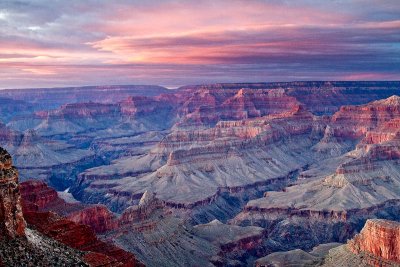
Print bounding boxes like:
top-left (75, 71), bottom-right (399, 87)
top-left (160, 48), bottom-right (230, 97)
top-left (67, 205), bottom-right (117, 233)
top-left (255, 243), bottom-right (342, 267)
top-left (23, 210), bottom-right (143, 266)
top-left (1, 82), bottom-right (400, 266)
top-left (255, 219), bottom-right (400, 267)
top-left (348, 219), bottom-right (400, 265)
top-left (0, 147), bottom-right (26, 239)
top-left (20, 180), bottom-right (85, 215)
top-left (193, 219), bottom-right (264, 251)
top-left (0, 147), bottom-right (144, 266)
top-left (20, 180), bottom-right (58, 209)
top-left (0, 147), bottom-right (89, 266)
top-left (321, 219), bottom-right (400, 267)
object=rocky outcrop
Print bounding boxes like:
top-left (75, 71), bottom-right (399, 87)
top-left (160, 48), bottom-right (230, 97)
top-left (348, 219), bottom-right (400, 264)
top-left (20, 180), bottom-right (85, 216)
top-left (18, 181), bottom-right (145, 265)
top-left (67, 205), bottom-right (117, 233)
top-left (0, 147), bottom-right (26, 239)
top-left (20, 180), bottom-right (58, 210)
top-left (23, 210), bottom-right (144, 266)
top-left (330, 95), bottom-right (400, 140)
top-left (176, 88), bottom-right (301, 127)
top-left (321, 219), bottom-right (400, 267)
top-left (0, 228), bottom-right (89, 266)
top-left (194, 219), bottom-right (264, 253)
top-left (119, 191), bottom-right (160, 225)
top-left (179, 82), bottom-right (400, 116)
top-left (20, 179), bottom-right (159, 234)
top-left (254, 242), bottom-right (343, 267)
top-left (0, 148), bottom-right (87, 265)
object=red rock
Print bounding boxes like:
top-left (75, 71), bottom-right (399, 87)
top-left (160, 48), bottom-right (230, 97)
top-left (161, 103), bottom-right (316, 165)
top-left (23, 210), bottom-right (143, 266)
top-left (20, 180), bottom-right (85, 216)
top-left (348, 219), bottom-right (400, 264)
top-left (0, 147), bottom-right (26, 239)
top-left (331, 95), bottom-right (400, 140)
top-left (67, 205), bottom-right (117, 233)
top-left (20, 180), bottom-right (58, 209)
top-left (362, 118), bottom-right (400, 145)
top-left (119, 96), bottom-right (168, 116)
top-left (176, 88), bottom-right (300, 127)
top-left (17, 177), bottom-right (143, 265)
top-left (119, 191), bottom-right (159, 225)
top-left (83, 252), bottom-right (121, 267)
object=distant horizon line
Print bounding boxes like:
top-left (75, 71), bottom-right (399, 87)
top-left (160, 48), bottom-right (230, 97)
top-left (1, 80), bottom-right (400, 91)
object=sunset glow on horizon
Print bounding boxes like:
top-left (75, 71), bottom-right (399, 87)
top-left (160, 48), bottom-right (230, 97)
top-left (0, 0), bottom-right (399, 88)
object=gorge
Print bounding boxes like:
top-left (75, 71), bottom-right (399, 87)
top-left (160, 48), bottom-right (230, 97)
top-left (0, 81), bottom-right (399, 266)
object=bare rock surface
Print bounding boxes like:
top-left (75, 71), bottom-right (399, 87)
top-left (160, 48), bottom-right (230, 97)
top-left (348, 219), bottom-right (400, 265)
top-left (0, 147), bottom-right (26, 239)
top-left (254, 243), bottom-right (342, 267)
top-left (0, 228), bottom-right (88, 267)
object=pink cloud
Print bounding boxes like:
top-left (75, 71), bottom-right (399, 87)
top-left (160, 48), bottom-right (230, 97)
top-left (0, 0), bottom-right (399, 88)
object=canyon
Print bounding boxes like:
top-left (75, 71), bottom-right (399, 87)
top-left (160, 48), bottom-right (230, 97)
top-left (0, 147), bottom-right (144, 266)
top-left (0, 81), bottom-right (399, 266)
top-left (256, 219), bottom-right (400, 267)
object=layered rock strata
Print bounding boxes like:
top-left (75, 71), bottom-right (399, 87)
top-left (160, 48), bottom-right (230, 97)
top-left (348, 219), bottom-right (400, 265)
top-left (0, 147), bottom-right (26, 239)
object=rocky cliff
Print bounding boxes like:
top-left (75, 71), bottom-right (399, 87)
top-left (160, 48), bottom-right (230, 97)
top-left (348, 219), bottom-right (400, 265)
top-left (67, 205), bottom-right (117, 233)
top-left (20, 180), bottom-right (85, 216)
top-left (0, 147), bottom-right (144, 266)
top-left (255, 219), bottom-right (400, 267)
top-left (232, 95), bottom-right (400, 256)
top-left (0, 147), bottom-right (26, 239)
top-left (23, 210), bottom-right (143, 266)
top-left (320, 219), bottom-right (400, 267)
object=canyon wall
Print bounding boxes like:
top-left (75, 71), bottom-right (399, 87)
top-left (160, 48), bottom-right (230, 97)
top-left (348, 219), bottom-right (400, 264)
top-left (0, 147), bottom-right (26, 239)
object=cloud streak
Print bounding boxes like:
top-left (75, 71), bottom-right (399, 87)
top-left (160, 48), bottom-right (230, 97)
top-left (0, 0), bottom-right (399, 88)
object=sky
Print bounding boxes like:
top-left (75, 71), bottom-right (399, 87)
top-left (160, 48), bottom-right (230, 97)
top-left (0, 0), bottom-right (399, 89)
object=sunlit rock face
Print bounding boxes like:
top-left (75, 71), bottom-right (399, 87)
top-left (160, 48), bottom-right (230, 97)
top-left (330, 95), bottom-right (400, 140)
top-left (254, 219), bottom-right (400, 267)
top-left (0, 147), bottom-right (26, 239)
top-left (348, 219), bottom-right (400, 264)
top-left (175, 88), bottom-right (300, 127)
top-left (319, 219), bottom-right (400, 267)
